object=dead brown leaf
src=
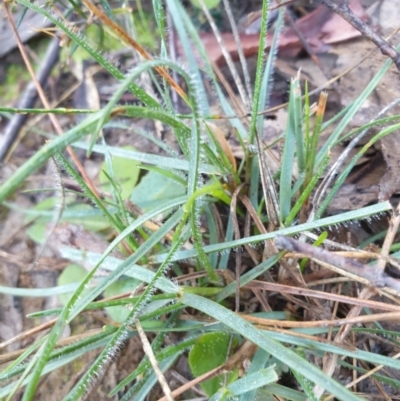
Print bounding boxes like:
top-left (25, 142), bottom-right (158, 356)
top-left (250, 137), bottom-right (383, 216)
top-left (191, 1), bottom-right (366, 67)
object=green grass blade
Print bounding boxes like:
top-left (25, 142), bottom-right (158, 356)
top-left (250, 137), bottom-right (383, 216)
top-left (279, 76), bottom-right (301, 222)
top-left (315, 44), bottom-right (400, 167)
top-left (62, 220), bottom-right (188, 400)
top-left (0, 113), bottom-right (100, 203)
top-left (149, 201), bottom-right (392, 263)
top-left (257, 7), bottom-right (284, 135)
top-left (182, 293), bottom-right (364, 401)
top-left (14, 0), bottom-right (160, 107)
top-left (316, 122), bottom-right (400, 218)
top-left (248, 0), bottom-right (270, 144)
top-left (165, 0), bottom-right (210, 115)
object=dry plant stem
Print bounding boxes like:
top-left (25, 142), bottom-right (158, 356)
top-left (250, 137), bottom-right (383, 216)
top-left (0, 36), bottom-right (60, 161)
top-left (210, 203), bottom-right (225, 243)
top-left (230, 183), bottom-right (245, 312)
top-left (8, 79), bottom-right (87, 162)
top-left (287, 250), bottom-right (378, 260)
top-left (196, 0), bottom-right (250, 110)
top-left (324, 351), bottom-right (400, 401)
top-left (251, 287), bottom-right (272, 312)
top-left (245, 280), bottom-right (400, 312)
top-left (287, 250), bottom-right (400, 271)
top-left (315, 0), bottom-right (400, 71)
top-left (157, 364), bottom-right (223, 401)
top-left (29, 157), bottom-right (65, 270)
top-left (367, 371), bottom-right (392, 401)
top-left (377, 201), bottom-right (400, 270)
top-left (361, 364), bottom-right (390, 401)
top-left (0, 318), bottom-right (57, 350)
top-left (285, 9), bottom-right (323, 71)
top-left (221, 0), bottom-right (253, 102)
top-left (156, 341), bottom-right (257, 401)
top-left (304, 232), bottom-right (400, 270)
top-left (256, 133), bottom-right (280, 227)
top-left (81, 0), bottom-right (188, 103)
top-left (245, 311), bottom-right (400, 328)
top-left (168, 370), bottom-right (206, 397)
top-left (0, 328), bottom-right (104, 365)
top-left (240, 199), bottom-right (273, 309)
top-left (304, 110), bottom-right (400, 397)
top-left (166, 11), bottom-right (179, 108)
top-left (275, 236), bottom-right (400, 399)
top-left (124, 200), bottom-right (175, 242)
top-left (210, 59), bottom-right (248, 117)
top-left (307, 276), bottom-right (363, 286)
top-left (239, 194), bottom-right (306, 287)
top-left (178, 307), bottom-right (400, 328)
top-left (275, 232), bottom-right (399, 397)
top-left (239, 194), bottom-right (265, 235)
top-left (251, 28), bottom-right (400, 120)
top-left (351, 330), bottom-right (357, 393)
top-left (4, 4), bottom-right (100, 198)
top-left (328, 283), bottom-right (341, 341)
top-left (242, 196), bottom-right (262, 264)
top-left (318, 284), bottom-right (384, 398)
top-left (0, 250), bottom-right (34, 266)
top-left (275, 236), bottom-right (400, 292)
top-left (312, 96), bottom-right (400, 213)
top-left (304, 232), bottom-right (380, 255)
top-left (135, 319), bottom-right (174, 401)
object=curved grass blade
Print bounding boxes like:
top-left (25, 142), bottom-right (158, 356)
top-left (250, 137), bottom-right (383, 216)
top-left (14, 0), bottom-right (160, 108)
top-left (182, 293), bottom-right (364, 401)
top-left (280, 75), bottom-right (302, 222)
top-left (316, 122), bottom-right (400, 218)
top-left (149, 201), bottom-right (392, 263)
top-left (90, 59), bottom-right (195, 156)
top-left (62, 222), bottom-right (188, 401)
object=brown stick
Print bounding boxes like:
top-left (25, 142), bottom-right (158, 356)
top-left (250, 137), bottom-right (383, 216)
top-left (275, 235), bottom-right (400, 293)
top-left (4, 4), bottom-right (100, 198)
top-left (315, 0), bottom-right (400, 71)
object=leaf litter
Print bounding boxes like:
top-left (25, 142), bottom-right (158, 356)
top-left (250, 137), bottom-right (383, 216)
top-left (2, 0), bottom-right (400, 399)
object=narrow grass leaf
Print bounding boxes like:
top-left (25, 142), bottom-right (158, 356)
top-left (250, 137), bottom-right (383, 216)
top-left (14, 0), bottom-right (159, 107)
top-left (182, 293), bottom-right (364, 401)
top-left (280, 77), bottom-right (300, 222)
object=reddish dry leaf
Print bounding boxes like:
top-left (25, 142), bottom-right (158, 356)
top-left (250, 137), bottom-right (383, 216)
top-left (193, 1), bottom-right (366, 66)
top-left (320, 0), bottom-right (367, 44)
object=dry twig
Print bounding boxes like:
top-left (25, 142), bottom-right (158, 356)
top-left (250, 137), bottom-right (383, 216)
top-left (135, 319), bottom-right (174, 401)
top-left (4, 4), bottom-right (99, 197)
top-left (275, 235), bottom-right (400, 293)
top-left (315, 0), bottom-right (400, 70)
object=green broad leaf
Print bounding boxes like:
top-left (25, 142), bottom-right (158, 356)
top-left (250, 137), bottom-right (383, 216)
top-left (57, 264), bottom-right (89, 306)
top-left (25, 201), bottom-right (109, 244)
top-left (25, 198), bottom-right (57, 244)
top-left (188, 332), bottom-right (238, 397)
top-left (27, 221), bottom-right (47, 245)
top-left (190, 0), bottom-right (221, 9)
top-left (99, 146), bottom-right (141, 200)
top-left (130, 171), bottom-right (186, 211)
top-left (104, 278), bottom-right (141, 323)
top-left (67, 204), bottom-right (110, 232)
top-left (67, 24), bottom-right (124, 63)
